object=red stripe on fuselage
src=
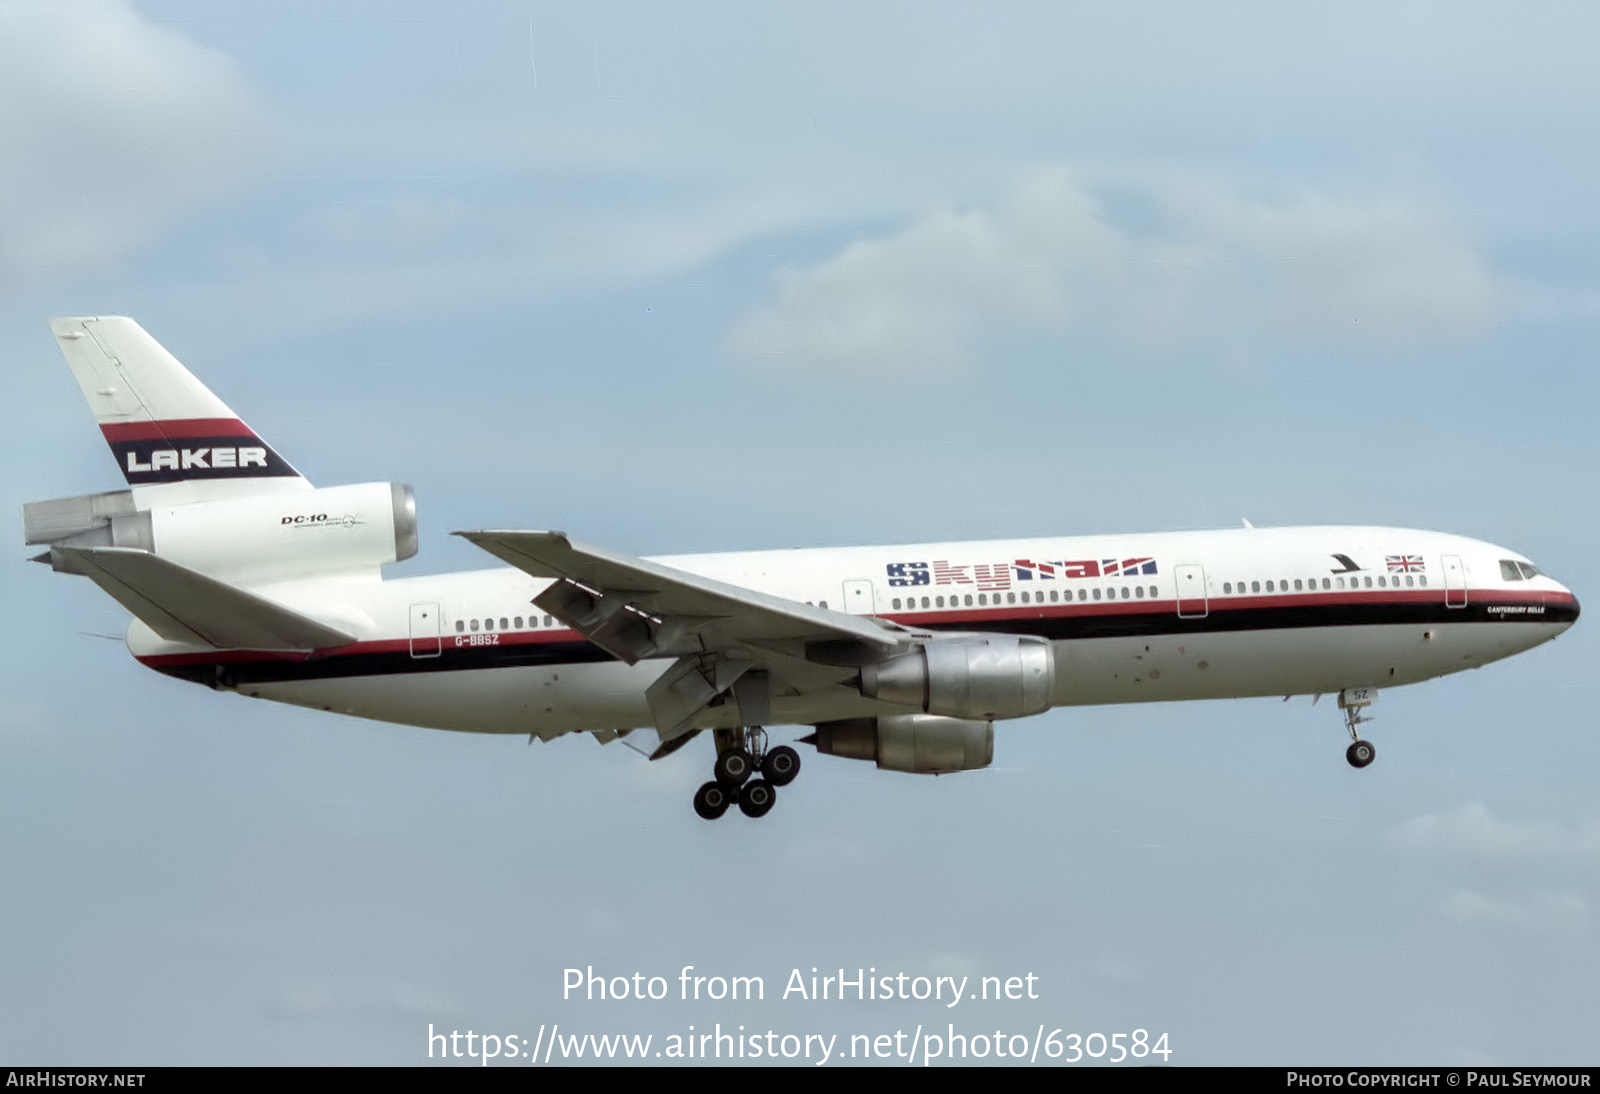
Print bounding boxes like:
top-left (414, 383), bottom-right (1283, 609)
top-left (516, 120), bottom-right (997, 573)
top-left (134, 626), bottom-right (586, 668)
top-left (881, 586), bottom-right (1568, 626)
top-left (130, 587), bottom-right (1572, 671)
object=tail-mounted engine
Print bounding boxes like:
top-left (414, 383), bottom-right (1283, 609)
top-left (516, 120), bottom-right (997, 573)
top-left (808, 714), bottom-right (994, 774)
top-left (26, 481), bottom-right (418, 582)
top-left (859, 634), bottom-right (1055, 720)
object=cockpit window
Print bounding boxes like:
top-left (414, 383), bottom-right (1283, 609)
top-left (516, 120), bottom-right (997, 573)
top-left (1501, 560), bottom-right (1545, 581)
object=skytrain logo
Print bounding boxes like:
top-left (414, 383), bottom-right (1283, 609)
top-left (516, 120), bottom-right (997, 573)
top-left (886, 557), bottom-right (1159, 591)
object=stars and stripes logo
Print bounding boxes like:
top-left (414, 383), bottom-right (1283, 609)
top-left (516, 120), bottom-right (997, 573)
top-left (972, 563), bottom-right (1011, 592)
top-left (886, 562), bottom-right (930, 587)
top-left (1386, 554), bottom-right (1425, 573)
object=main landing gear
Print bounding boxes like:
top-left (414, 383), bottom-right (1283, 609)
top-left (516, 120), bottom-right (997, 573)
top-left (1339, 687), bottom-right (1376, 769)
top-left (693, 726), bottom-right (801, 821)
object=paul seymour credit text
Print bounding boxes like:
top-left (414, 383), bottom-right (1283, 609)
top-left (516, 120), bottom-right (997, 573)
top-left (426, 966), bottom-right (1173, 1065)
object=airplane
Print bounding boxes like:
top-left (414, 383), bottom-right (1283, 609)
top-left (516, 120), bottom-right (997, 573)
top-left (24, 317), bottom-right (1580, 820)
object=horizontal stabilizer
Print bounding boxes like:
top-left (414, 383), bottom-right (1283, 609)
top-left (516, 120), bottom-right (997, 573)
top-left (52, 545), bottom-right (355, 652)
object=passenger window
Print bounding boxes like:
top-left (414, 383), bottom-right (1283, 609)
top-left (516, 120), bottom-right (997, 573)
top-left (1092, 588), bottom-right (1102, 601)
top-left (1418, 576), bottom-right (1427, 587)
top-left (1148, 586), bottom-right (1157, 598)
top-left (1293, 579), bottom-right (1302, 591)
top-left (455, 621), bottom-right (464, 633)
top-left (470, 619), bottom-right (480, 631)
top-left (544, 615), bottom-right (554, 626)
top-left (936, 595), bottom-right (945, 608)
top-left (1405, 576), bottom-right (1414, 587)
top-left (892, 598), bottom-right (902, 610)
top-left (500, 617), bottom-right (508, 630)
top-left (1007, 593), bottom-right (1016, 604)
top-left (920, 597), bottom-right (929, 609)
top-left (1377, 577), bottom-right (1386, 588)
top-left (1134, 585), bottom-right (1144, 598)
top-left (965, 594), bottom-right (974, 606)
top-left (1251, 581), bottom-right (1260, 593)
top-left (1265, 580), bottom-right (1274, 592)
top-left (978, 594), bottom-right (987, 606)
top-left (1321, 578), bottom-right (1330, 589)
top-left (1363, 577), bottom-right (1373, 588)
top-left (1120, 586), bottom-right (1130, 599)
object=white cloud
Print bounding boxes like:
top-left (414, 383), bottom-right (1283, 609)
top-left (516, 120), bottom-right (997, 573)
top-left (1441, 891), bottom-right (1590, 931)
top-left (1393, 803), bottom-right (1600, 860)
top-left (728, 168), bottom-right (1497, 376)
top-left (1167, 183), bottom-right (1498, 339)
top-left (171, 191), bottom-right (814, 342)
top-left (0, 0), bottom-right (266, 285)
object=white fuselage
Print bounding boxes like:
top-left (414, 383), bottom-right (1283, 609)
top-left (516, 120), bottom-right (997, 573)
top-left (125, 524), bottom-right (1578, 739)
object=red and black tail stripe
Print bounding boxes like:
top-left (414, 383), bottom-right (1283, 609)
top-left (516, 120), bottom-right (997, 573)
top-left (102, 418), bottom-right (300, 484)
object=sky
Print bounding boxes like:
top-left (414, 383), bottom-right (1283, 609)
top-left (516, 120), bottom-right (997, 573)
top-left (2, 0), bottom-right (1598, 1067)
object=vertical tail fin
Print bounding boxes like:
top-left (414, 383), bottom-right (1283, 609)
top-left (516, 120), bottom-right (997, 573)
top-left (49, 317), bottom-right (312, 506)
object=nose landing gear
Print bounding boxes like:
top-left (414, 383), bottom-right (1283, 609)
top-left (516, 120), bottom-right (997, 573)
top-left (694, 726), bottom-right (802, 820)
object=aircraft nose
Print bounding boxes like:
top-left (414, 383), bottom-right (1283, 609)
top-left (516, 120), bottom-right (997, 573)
top-left (1548, 587), bottom-right (1580, 627)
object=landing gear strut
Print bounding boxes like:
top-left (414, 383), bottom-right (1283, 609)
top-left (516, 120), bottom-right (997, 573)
top-left (693, 726), bottom-right (801, 820)
top-left (1339, 687), bottom-right (1376, 769)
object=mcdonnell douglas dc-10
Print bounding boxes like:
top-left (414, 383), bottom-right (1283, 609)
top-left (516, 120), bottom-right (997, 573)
top-left (26, 318), bottom-right (1579, 819)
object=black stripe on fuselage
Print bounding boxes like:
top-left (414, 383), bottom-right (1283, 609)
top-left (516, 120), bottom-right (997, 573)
top-left (145, 594), bottom-right (1576, 688)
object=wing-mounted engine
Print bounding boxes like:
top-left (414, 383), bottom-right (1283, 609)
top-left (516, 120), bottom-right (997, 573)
top-left (858, 634), bottom-right (1055, 720)
top-left (28, 481), bottom-right (417, 583)
top-left (806, 713), bottom-right (994, 773)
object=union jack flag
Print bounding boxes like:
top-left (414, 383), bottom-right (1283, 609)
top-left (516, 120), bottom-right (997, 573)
top-left (1102, 557), bottom-right (1158, 577)
top-left (1386, 554), bottom-right (1425, 573)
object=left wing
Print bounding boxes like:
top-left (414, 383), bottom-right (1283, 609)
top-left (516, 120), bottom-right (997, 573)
top-left (456, 530), bottom-right (909, 739)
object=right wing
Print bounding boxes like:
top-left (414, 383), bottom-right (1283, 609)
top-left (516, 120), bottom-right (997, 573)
top-left (456, 530), bottom-right (911, 739)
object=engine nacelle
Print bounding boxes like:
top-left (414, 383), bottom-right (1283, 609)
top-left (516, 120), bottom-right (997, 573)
top-left (35, 482), bottom-right (417, 583)
top-left (810, 714), bottom-right (994, 774)
top-left (859, 634), bottom-right (1055, 720)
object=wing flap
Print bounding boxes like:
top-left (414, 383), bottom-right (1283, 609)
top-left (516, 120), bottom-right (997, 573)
top-left (456, 529), bottom-right (903, 739)
top-left (456, 530), bottom-right (901, 653)
top-left (53, 545), bottom-right (355, 652)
